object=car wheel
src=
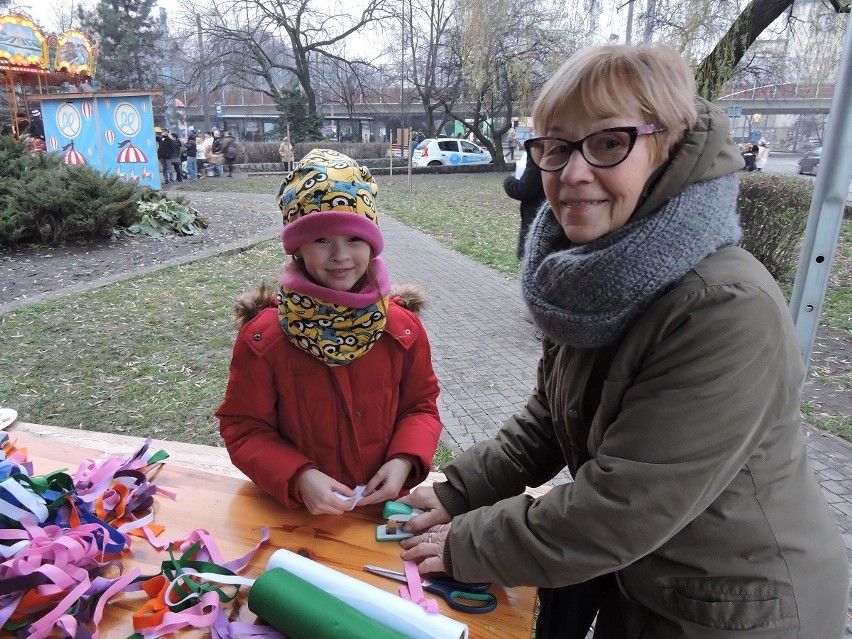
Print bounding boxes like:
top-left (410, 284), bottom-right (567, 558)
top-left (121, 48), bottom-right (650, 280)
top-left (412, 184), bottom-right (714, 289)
top-left (427, 160), bottom-right (442, 166)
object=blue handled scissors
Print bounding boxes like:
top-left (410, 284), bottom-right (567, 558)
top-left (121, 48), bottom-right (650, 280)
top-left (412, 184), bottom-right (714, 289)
top-left (364, 565), bottom-right (497, 614)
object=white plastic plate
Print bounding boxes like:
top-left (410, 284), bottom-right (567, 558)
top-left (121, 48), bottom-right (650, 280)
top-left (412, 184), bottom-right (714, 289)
top-left (0, 408), bottom-right (18, 430)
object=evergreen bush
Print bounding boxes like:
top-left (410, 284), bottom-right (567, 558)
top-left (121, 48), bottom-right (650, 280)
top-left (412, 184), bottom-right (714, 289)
top-left (0, 135), bottom-right (190, 248)
top-left (738, 173), bottom-right (812, 280)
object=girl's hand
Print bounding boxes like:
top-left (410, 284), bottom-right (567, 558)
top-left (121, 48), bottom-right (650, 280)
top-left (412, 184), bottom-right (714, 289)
top-left (399, 522), bottom-right (452, 575)
top-left (357, 458), bottom-right (414, 507)
top-left (297, 469), bottom-right (354, 515)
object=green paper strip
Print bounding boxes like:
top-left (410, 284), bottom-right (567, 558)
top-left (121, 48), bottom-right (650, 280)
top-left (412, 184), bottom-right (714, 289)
top-left (248, 568), bottom-right (410, 639)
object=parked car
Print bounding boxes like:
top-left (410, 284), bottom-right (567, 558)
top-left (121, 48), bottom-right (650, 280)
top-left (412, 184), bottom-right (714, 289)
top-left (798, 147), bottom-right (822, 175)
top-left (412, 138), bottom-right (493, 167)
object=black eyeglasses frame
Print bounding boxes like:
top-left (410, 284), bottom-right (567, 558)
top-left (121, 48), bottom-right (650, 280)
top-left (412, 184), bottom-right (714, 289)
top-left (524, 124), bottom-right (666, 171)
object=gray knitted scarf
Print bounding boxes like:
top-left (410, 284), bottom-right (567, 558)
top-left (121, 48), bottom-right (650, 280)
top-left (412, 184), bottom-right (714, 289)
top-left (521, 173), bottom-right (742, 348)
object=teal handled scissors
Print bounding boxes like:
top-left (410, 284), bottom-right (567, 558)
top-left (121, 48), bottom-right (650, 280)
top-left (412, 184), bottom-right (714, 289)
top-left (364, 565), bottom-right (497, 614)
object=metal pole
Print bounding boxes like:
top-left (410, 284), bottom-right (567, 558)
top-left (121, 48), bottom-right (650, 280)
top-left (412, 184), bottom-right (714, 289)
top-left (625, 0), bottom-right (634, 44)
top-left (196, 13), bottom-right (211, 132)
top-left (789, 18), bottom-right (852, 370)
top-left (643, 0), bottom-right (655, 42)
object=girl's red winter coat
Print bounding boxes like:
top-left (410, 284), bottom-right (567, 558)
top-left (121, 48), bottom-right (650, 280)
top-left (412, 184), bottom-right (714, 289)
top-left (216, 297), bottom-right (443, 508)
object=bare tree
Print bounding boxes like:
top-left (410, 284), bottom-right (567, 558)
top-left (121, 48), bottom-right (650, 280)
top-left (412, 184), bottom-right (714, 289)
top-left (435, 0), bottom-right (578, 167)
top-left (319, 53), bottom-right (374, 141)
top-left (395, 0), bottom-right (458, 137)
top-left (189, 0), bottom-right (391, 117)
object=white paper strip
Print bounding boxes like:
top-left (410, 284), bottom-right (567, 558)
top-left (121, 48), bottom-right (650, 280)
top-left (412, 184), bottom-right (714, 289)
top-left (265, 548), bottom-right (468, 639)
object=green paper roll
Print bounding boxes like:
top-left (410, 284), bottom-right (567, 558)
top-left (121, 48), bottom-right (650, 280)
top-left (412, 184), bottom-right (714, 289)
top-left (248, 567), bottom-right (411, 639)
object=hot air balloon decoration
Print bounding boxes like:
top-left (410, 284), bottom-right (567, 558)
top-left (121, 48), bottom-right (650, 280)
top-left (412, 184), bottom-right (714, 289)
top-left (105, 129), bottom-right (115, 144)
top-left (116, 139), bottom-right (147, 163)
top-left (61, 141), bottom-right (87, 165)
top-left (49, 136), bottom-right (58, 151)
top-left (81, 101), bottom-right (93, 119)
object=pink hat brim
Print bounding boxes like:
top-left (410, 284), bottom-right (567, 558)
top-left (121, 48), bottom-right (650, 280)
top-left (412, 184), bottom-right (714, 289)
top-left (281, 210), bottom-right (384, 255)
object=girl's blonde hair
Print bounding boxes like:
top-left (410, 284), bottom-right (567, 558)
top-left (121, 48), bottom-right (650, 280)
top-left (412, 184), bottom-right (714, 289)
top-left (532, 44), bottom-right (698, 162)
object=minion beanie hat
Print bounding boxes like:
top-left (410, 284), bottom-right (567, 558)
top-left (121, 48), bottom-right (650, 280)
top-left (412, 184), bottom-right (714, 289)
top-left (277, 149), bottom-right (382, 255)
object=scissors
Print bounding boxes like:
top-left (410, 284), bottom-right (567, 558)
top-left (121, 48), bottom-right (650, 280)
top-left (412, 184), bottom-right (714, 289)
top-left (363, 565), bottom-right (497, 614)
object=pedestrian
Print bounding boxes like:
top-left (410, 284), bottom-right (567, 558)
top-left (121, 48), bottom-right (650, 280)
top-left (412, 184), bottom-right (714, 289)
top-left (208, 129), bottom-right (224, 176)
top-left (184, 133), bottom-right (198, 180)
top-left (220, 131), bottom-right (239, 177)
top-left (156, 128), bottom-right (173, 184)
top-left (216, 149), bottom-right (443, 515)
top-left (503, 151), bottom-right (545, 261)
top-left (196, 132), bottom-right (207, 178)
top-left (397, 43), bottom-right (848, 639)
top-left (505, 127), bottom-right (517, 160)
top-left (742, 144), bottom-right (758, 171)
top-left (169, 132), bottom-right (183, 182)
top-left (278, 135), bottom-right (294, 172)
top-left (756, 138), bottom-right (770, 170)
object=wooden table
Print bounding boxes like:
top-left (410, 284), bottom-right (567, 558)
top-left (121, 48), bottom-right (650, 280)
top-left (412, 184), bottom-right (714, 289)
top-left (5, 423), bottom-right (537, 638)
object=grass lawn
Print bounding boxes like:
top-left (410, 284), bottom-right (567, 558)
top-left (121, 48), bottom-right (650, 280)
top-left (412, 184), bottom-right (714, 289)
top-left (1, 172), bottom-right (850, 448)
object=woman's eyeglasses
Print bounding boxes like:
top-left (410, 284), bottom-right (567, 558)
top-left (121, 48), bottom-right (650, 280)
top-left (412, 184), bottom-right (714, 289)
top-left (524, 124), bottom-right (666, 171)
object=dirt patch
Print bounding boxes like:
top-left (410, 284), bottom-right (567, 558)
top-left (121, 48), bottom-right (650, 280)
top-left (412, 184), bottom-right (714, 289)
top-left (0, 192), bottom-right (278, 310)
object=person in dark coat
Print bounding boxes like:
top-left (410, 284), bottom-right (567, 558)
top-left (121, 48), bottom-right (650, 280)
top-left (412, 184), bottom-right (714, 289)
top-left (503, 158), bottom-right (546, 260)
top-left (169, 132), bottom-right (184, 182)
top-left (220, 131), bottom-right (239, 177)
top-left (185, 134), bottom-right (198, 180)
top-left (741, 144), bottom-right (758, 171)
top-left (156, 129), bottom-right (174, 183)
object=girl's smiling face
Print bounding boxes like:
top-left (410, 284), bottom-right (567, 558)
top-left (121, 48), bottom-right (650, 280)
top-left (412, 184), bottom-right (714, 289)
top-left (541, 107), bottom-right (665, 245)
top-left (296, 235), bottom-right (371, 291)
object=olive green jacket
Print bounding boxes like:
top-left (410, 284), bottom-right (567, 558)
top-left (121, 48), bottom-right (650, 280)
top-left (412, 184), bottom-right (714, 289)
top-left (434, 100), bottom-right (848, 637)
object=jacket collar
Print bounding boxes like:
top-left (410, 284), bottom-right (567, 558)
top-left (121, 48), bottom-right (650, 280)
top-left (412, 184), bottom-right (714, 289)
top-left (631, 97), bottom-right (745, 223)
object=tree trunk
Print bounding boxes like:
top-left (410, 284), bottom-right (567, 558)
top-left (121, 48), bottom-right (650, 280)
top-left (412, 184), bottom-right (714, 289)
top-left (696, 0), bottom-right (794, 100)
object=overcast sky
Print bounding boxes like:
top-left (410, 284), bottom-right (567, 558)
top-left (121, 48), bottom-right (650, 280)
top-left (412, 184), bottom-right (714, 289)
top-left (10, 0), bottom-right (182, 32)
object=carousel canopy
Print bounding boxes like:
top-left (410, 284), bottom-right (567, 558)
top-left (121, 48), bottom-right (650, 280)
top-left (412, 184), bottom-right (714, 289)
top-left (0, 13), bottom-right (96, 85)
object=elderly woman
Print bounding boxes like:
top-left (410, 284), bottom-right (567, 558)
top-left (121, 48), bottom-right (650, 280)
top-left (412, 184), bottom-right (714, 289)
top-left (399, 44), bottom-right (847, 638)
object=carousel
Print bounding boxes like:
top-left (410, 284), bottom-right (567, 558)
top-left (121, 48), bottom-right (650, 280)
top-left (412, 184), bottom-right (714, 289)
top-left (0, 12), bottom-right (97, 140)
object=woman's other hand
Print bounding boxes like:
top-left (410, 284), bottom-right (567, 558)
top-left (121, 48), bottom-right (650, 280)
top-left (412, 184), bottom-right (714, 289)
top-left (357, 458), bottom-right (414, 506)
top-left (297, 469), bottom-right (355, 515)
top-left (400, 522), bottom-right (452, 575)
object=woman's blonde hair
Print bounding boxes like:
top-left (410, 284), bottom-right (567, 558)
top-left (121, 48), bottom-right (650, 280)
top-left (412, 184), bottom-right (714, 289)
top-left (532, 44), bottom-right (698, 161)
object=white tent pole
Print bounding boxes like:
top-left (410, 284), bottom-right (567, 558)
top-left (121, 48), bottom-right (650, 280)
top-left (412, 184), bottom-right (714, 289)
top-left (789, 17), bottom-right (852, 371)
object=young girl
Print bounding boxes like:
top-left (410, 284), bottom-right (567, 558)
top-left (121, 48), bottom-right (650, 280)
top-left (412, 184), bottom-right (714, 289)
top-left (217, 149), bottom-right (443, 515)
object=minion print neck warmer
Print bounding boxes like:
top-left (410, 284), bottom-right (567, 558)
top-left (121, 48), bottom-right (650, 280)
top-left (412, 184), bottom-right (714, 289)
top-left (277, 267), bottom-right (389, 366)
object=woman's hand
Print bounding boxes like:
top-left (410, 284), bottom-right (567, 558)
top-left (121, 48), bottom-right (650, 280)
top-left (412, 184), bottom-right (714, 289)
top-left (357, 458), bottom-right (414, 507)
top-left (297, 469), bottom-right (355, 515)
top-left (396, 486), bottom-right (451, 531)
top-left (399, 522), bottom-right (452, 575)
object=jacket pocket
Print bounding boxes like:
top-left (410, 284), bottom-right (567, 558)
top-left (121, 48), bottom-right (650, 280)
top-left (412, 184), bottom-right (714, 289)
top-left (656, 576), bottom-right (796, 631)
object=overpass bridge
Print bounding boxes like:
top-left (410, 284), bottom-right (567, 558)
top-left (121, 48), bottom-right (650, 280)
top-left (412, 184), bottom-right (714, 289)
top-left (715, 82), bottom-right (833, 115)
top-left (174, 81), bottom-right (834, 141)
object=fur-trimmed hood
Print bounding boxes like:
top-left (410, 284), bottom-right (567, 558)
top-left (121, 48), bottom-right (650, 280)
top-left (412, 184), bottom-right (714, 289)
top-left (233, 282), bottom-right (427, 328)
